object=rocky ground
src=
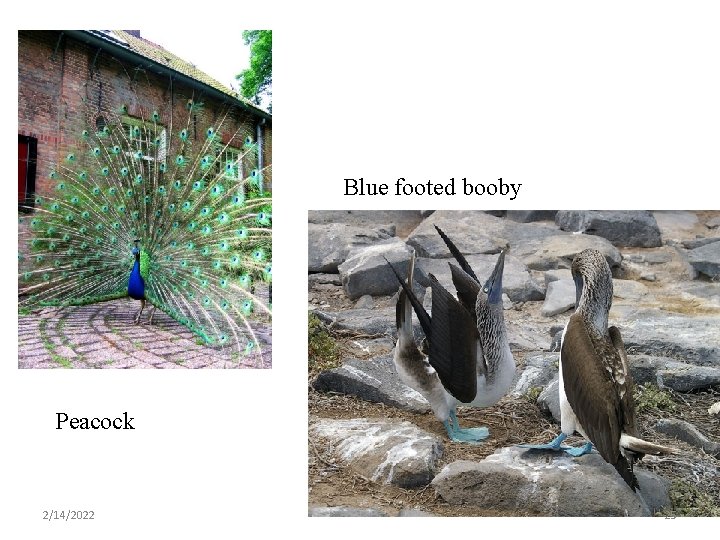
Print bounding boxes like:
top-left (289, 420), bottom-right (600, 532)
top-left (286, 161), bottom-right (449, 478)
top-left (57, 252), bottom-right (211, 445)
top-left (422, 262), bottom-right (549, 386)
top-left (308, 210), bottom-right (720, 517)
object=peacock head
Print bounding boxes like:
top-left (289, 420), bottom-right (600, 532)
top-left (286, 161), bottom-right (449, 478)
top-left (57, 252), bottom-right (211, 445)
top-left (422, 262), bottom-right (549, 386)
top-left (132, 239), bottom-right (141, 256)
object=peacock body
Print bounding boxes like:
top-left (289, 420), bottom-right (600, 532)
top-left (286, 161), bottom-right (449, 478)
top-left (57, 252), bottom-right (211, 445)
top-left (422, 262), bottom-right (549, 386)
top-left (19, 87), bottom-right (272, 365)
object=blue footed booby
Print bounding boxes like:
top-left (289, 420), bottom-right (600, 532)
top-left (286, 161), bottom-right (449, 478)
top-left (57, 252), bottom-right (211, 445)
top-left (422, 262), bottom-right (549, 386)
top-left (386, 226), bottom-right (516, 443)
top-left (519, 248), bottom-right (677, 490)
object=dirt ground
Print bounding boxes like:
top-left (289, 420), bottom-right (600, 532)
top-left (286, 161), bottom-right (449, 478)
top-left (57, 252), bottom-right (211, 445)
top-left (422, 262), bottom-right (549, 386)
top-left (307, 258), bottom-right (720, 516)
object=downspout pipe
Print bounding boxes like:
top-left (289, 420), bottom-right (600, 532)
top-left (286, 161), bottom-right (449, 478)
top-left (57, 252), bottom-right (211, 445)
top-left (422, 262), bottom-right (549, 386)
top-left (256, 118), bottom-right (266, 193)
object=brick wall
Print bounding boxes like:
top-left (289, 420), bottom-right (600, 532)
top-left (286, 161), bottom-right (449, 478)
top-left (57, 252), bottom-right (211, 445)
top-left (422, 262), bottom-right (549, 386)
top-left (18, 30), bottom-right (272, 274)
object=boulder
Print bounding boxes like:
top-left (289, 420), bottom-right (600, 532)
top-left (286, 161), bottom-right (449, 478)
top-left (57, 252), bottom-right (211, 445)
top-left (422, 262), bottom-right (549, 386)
top-left (312, 355), bottom-right (430, 413)
top-left (541, 280), bottom-right (575, 316)
top-left (337, 239), bottom-right (416, 299)
top-left (687, 241), bottom-right (720, 279)
top-left (310, 418), bottom-right (444, 488)
top-left (555, 211), bottom-right (662, 247)
top-left (431, 448), bottom-right (668, 516)
top-left (523, 234), bottom-right (622, 271)
top-left (308, 222), bottom-right (395, 272)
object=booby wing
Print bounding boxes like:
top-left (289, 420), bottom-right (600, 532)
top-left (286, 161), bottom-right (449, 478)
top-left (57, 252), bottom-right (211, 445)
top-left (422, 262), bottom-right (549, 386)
top-left (561, 313), bottom-right (638, 489)
top-left (427, 273), bottom-right (479, 403)
top-left (608, 325), bottom-right (638, 434)
top-left (386, 257), bottom-right (478, 403)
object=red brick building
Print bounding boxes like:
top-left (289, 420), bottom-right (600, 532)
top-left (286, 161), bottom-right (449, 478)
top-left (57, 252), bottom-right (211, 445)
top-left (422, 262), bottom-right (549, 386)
top-left (18, 30), bottom-right (272, 209)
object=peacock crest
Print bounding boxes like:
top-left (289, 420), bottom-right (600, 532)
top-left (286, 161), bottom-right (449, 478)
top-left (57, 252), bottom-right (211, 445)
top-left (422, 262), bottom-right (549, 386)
top-left (19, 75), bottom-right (272, 366)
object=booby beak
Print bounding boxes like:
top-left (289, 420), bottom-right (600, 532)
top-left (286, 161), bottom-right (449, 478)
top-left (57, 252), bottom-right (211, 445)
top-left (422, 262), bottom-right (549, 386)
top-left (483, 250), bottom-right (506, 305)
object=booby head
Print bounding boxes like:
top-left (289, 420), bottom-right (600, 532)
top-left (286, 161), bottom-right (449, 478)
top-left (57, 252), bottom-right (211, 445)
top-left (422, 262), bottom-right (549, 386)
top-left (571, 249), bottom-right (613, 331)
top-left (479, 249), bottom-right (506, 307)
top-left (475, 249), bottom-right (513, 384)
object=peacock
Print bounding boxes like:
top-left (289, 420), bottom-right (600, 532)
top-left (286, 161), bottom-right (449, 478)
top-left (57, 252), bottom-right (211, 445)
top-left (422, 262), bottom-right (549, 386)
top-left (18, 85), bottom-right (272, 366)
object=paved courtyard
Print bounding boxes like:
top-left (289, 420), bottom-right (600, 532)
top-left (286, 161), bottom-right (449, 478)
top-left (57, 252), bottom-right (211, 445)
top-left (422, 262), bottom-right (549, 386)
top-left (18, 298), bottom-right (271, 369)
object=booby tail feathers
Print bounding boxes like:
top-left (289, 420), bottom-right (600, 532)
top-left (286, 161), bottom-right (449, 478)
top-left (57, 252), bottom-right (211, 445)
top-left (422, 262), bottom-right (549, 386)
top-left (386, 255), bottom-right (431, 340)
top-left (614, 454), bottom-right (640, 492)
top-left (394, 252), bottom-right (417, 345)
top-left (433, 224), bottom-right (479, 282)
top-left (620, 434), bottom-right (679, 456)
top-left (448, 262), bottom-right (481, 321)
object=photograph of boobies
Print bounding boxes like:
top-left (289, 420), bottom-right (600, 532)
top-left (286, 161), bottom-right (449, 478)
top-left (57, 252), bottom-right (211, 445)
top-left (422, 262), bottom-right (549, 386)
top-left (17, 30), bottom-right (272, 369)
top-left (308, 210), bottom-right (720, 517)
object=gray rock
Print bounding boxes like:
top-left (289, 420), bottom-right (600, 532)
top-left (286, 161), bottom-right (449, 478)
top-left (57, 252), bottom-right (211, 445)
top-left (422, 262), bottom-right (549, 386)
top-left (354, 295), bottom-right (374, 309)
top-left (511, 353), bottom-right (558, 397)
top-left (628, 355), bottom-right (720, 391)
top-left (417, 253), bottom-right (544, 303)
top-left (506, 210), bottom-right (558, 223)
top-left (313, 307), bottom-right (395, 336)
top-left (397, 508), bottom-right (436, 517)
top-left (308, 506), bottom-right (388, 517)
top-left (538, 378), bottom-right (561, 422)
top-left (673, 281), bottom-right (720, 306)
top-left (544, 268), bottom-right (572, 285)
top-left (308, 273), bottom-right (342, 286)
top-left (308, 222), bottom-right (395, 272)
top-left (655, 419), bottom-right (720, 457)
top-left (406, 211), bottom-right (558, 259)
top-left (338, 238), bottom-right (414, 299)
top-left (550, 329), bottom-right (564, 352)
top-left (524, 234), bottom-right (622, 271)
top-left (653, 211), bottom-right (700, 243)
top-left (431, 448), bottom-right (665, 516)
top-left (541, 280), bottom-right (575, 316)
top-left (619, 309), bottom-right (720, 367)
top-left (308, 210), bottom-right (425, 235)
top-left (555, 211), bottom-right (662, 248)
top-left (635, 471), bottom-right (672, 514)
top-left (623, 250), bottom-right (673, 264)
top-left (707, 216), bottom-right (720, 229)
top-left (612, 279), bottom-right (650, 302)
top-left (312, 355), bottom-right (430, 413)
top-left (310, 418), bottom-right (444, 488)
top-left (682, 237), bottom-right (720, 250)
top-left (687, 241), bottom-right (720, 279)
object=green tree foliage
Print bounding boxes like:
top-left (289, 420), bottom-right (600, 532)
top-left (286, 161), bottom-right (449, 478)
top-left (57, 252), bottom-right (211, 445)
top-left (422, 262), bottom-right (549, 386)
top-left (237, 30), bottom-right (272, 112)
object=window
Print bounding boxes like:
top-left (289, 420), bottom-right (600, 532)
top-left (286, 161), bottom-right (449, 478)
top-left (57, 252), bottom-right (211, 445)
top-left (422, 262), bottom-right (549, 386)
top-left (217, 146), bottom-right (243, 181)
top-left (18, 135), bottom-right (37, 212)
top-left (120, 116), bottom-right (167, 178)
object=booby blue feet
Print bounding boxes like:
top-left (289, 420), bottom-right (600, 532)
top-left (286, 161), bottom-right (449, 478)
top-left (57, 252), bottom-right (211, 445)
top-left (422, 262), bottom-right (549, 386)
top-left (518, 432), bottom-right (568, 450)
top-left (444, 410), bottom-right (490, 443)
top-left (562, 441), bottom-right (593, 457)
top-left (517, 433), bottom-right (594, 456)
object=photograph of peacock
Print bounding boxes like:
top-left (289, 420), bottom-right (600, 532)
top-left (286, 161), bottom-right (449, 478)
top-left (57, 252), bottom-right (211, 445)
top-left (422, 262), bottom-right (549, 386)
top-left (19, 84), bottom-right (272, 367)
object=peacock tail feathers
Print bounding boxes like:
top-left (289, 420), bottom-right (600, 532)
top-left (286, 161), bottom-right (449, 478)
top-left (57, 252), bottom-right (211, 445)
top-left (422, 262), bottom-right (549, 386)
top-left (19, 78), bottom-right (272, 364)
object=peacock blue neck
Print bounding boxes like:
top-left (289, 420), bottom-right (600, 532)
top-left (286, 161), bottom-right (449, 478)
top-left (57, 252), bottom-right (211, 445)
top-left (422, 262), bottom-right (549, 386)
top-left (127, 258), bottom-right (145, 300)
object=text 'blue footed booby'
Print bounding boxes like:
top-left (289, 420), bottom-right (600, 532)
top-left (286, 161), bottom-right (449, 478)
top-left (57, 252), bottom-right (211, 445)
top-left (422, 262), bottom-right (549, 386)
top-left (518, 248), bottom-right (677, 490)
top-left (386, 226), bottom-right (516, 443)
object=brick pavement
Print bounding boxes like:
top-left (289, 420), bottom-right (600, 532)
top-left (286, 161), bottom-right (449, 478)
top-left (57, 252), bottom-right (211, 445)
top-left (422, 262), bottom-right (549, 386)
top-left (18, 298), bottom-right (271, 369)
